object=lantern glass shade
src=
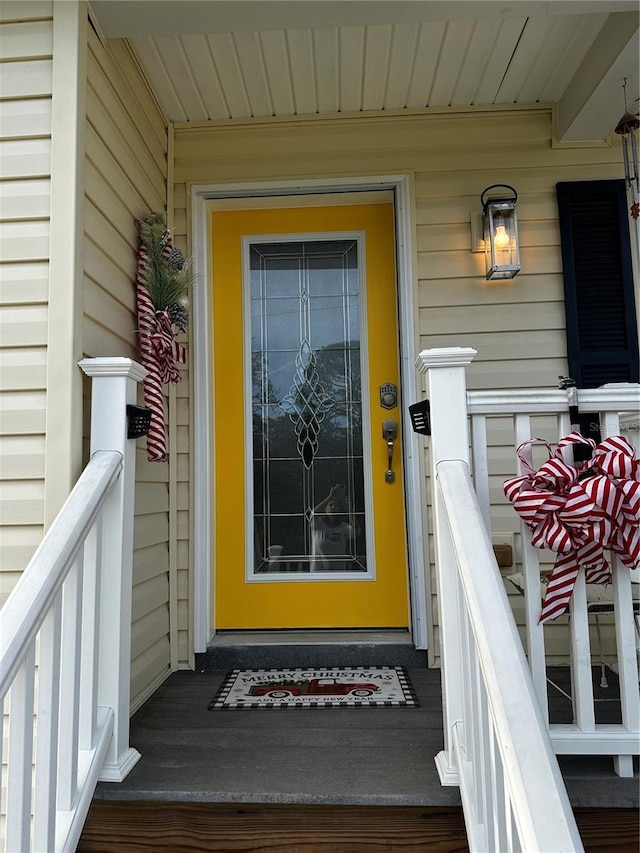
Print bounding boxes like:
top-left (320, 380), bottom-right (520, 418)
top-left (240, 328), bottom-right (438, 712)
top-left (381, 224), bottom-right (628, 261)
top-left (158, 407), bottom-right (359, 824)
top-left (482, 197), bottom-right (520, 280)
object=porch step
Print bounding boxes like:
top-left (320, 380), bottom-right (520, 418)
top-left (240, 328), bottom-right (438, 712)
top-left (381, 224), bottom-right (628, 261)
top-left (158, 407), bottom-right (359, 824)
top-left (195, 630), bottom-right (428, 670)
top-left (79, 802), bottom-right (468, 852)
top-left (78, 802), bottom-right (640, 852)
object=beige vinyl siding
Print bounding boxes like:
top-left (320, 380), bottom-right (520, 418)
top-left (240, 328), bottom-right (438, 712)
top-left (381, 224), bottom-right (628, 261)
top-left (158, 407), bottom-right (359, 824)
top-left (0, 2), bottom-right (53, 606)
top-left (0, 4), bottom-right (54, 826)
top-left (173, 107), bottom-right (626, 665)
top-left (84, 28), bottom-right (172, 709)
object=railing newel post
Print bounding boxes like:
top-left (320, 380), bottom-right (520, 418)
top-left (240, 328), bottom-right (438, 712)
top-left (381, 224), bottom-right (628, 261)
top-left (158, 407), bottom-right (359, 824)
top-left (415, 346), bottom-right (477, 785)
top-left (79, 357), bottom-right (146, 781)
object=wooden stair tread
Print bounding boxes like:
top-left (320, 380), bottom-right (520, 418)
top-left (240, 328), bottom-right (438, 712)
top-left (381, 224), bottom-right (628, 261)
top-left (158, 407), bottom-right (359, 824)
top-left (78, 803), bottom-right (468, 851)
top-left (77, 802), bottom-right (639, 852)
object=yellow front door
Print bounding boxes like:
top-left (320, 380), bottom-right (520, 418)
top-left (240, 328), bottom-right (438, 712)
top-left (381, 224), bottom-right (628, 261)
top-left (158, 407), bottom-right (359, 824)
top-left (211, 202), bottom-right (408, 629)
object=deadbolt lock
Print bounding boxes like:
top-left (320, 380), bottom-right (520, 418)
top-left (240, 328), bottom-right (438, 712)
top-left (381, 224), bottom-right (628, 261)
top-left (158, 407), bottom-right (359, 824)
top-left (380, 383), bottom-right (397, 410)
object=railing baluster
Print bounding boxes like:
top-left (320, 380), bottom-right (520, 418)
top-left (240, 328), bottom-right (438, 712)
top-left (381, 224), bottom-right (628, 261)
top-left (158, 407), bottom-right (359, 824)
top-left (460, 603), bottom-right (473, 764)
top-left (511, 809), bottom-right (523, 853)
top-left (470, 414), bottom-right (491, 531)
top-left (504, 797), bottom-right (514, 853)
top-left (612, 555), bottom-right (640, 778)
top-left (601, 407), bottom-right (639, 777)
top-left (474, 667), bottom-right (491, 843)
top-left (600, 410), bottom-right (621, 439)
top-left (33, 593), bottom-right (62, 852)
top-left (58, 553), bottom-right (84, 812)
top-left (80, 517), bottom-right (103, 750)
top-left (558, 412), bottom-right (572, 444)
top-left (514, 413), bottom-right (548, 719)
top-left (489, 726), bottom-right (508, 853)
top-left (570, 573), bottom-right (596, 732)
top-left (468, 645), bottom-right (485, 828)
top-left (6, 640), bottom-right (36, 853)
top-left (1, 698), bottom-right (4, 821)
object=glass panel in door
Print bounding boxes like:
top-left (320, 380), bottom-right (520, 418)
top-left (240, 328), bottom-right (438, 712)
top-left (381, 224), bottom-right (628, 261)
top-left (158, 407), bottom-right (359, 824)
top-left (250, 239), bottom-right (369, 576)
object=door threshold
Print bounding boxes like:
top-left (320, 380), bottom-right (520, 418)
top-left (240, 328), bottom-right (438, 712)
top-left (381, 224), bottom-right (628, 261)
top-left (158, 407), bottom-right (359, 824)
top-left (197, 629), bottom-right (427, 669)
top-left (208, 629), bottom-right (414, 647)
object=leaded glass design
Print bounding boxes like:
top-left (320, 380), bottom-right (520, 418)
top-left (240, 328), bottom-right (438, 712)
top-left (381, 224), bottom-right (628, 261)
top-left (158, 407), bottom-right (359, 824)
top-left (249, 239), bottom-right (367, 575)
top-left (280, 340), bottom-right (335, 469)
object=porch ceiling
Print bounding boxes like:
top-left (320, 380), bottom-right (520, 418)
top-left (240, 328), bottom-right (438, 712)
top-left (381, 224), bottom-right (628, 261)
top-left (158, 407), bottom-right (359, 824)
top-left (90, 1), bottom-right (639, 142)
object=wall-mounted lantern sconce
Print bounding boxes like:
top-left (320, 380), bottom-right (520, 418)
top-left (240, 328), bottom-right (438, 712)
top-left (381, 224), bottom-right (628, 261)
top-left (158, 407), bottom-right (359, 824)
top-left (480, 184), bottom-right (520, 280)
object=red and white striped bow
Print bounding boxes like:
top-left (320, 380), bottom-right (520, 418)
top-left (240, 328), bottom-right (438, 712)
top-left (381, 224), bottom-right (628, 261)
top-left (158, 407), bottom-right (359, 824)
top-left (149, 310), bottom-right (186, 386)
top-left (136, 230), bottom-right (187, 462)
top-left (503, 432), bottom-right (639, 623)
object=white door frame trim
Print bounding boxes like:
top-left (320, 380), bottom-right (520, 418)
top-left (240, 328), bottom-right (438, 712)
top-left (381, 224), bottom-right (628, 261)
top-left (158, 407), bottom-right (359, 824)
top-left (190, 175), bottom-right (428, 653)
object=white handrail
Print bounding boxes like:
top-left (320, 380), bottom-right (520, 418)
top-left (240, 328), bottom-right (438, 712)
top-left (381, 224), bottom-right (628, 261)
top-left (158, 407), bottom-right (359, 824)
top-left (0, 451), bottom-right (122, 694)
top-left (466, 385), bottom-right (640, 414)
top-left (437, 459), bottom-right (583, 852)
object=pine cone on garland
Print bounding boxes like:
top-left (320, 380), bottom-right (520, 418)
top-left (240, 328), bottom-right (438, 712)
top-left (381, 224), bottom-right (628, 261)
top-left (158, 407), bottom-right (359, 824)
top-left (167, 247), bottom-right (186, 271)
top-left (168, 300), bottom-right (189, 331)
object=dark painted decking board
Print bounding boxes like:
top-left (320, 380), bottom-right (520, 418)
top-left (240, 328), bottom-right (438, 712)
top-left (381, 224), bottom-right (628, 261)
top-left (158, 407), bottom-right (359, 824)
top-left (90, 668), bottom-right (638, 810)
top-left (94, 669), bottom-right (453, 806)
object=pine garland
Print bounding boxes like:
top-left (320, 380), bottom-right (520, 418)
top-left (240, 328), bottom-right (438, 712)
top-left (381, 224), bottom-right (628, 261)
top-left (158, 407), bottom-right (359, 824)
top-left (135, 212), bottom-right (189, 462)
top-left (137, 212), bottom-right (191, 327)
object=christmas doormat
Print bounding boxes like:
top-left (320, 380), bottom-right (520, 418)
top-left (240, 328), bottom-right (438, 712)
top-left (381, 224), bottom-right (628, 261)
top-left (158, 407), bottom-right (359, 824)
top-left (208, 666), bottom-right (419, 710)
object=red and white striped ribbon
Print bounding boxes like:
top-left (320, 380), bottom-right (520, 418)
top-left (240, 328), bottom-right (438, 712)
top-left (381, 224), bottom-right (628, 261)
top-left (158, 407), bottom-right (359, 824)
top-left (503, 432), bottom-right (639, 623)
top-left (136, 232), bottom-right (186, 462)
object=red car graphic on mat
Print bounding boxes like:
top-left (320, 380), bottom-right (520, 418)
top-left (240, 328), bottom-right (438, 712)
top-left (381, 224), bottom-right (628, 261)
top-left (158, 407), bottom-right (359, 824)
top-left (248, 677), bottom-right (381, 698)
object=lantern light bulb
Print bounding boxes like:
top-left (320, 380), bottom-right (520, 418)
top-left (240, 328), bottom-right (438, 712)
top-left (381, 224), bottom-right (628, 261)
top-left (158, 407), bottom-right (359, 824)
top-left (494, 225), bottom-right (510, 249)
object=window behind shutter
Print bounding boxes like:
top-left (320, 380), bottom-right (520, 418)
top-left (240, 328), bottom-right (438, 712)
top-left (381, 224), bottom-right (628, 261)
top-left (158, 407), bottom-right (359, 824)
top-left (556, 180), bottom-right (638, 388)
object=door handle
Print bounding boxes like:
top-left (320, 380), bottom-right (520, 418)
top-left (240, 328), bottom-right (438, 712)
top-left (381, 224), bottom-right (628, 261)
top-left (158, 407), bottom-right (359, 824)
top-left (382, 418), bottom-right (398, 483)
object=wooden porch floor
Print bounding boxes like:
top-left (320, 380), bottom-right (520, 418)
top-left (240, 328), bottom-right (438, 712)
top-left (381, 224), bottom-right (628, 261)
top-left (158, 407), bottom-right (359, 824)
top-left (90, 669), bottom-right (457, 807)
top-left (88, 668), bottom-right (638, 807)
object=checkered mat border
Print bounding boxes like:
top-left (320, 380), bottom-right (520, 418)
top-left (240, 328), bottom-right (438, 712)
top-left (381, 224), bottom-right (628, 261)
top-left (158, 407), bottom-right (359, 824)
top-left (208, 666), bottom-right (419, 710)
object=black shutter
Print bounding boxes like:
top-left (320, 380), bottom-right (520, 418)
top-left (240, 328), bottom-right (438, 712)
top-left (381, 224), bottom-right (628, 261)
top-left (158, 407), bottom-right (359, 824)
top-left (556, 180), bottom-right (639, 388)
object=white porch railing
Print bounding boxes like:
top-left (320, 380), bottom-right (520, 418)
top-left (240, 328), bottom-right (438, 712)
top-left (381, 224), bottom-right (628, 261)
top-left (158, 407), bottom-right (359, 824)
top-left (418, 347), bottom-right (585, 852)
top-left (466, 383), bottom-right (640, 779)
top-left (0, 358), bottom-right (145, 853)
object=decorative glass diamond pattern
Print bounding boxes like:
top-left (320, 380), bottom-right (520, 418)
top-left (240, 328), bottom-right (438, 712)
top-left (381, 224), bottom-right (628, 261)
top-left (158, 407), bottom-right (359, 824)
top-left (279, 340), bottom-right (336, 469)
